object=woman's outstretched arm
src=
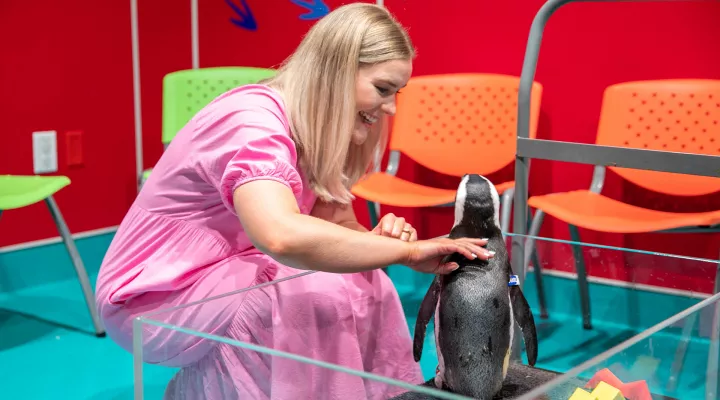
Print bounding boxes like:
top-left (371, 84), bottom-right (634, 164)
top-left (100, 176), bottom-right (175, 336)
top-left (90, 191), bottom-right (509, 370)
top-left (233, 180), bottom-right (491, 274)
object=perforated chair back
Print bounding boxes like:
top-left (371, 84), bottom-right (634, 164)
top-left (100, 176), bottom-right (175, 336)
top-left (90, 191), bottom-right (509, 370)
top-left (596, 79), bottom-right (720, 196)
top-left (388, 73), bottom-right (543, 177)
top-left (162, 67), bottom-right (276, 144)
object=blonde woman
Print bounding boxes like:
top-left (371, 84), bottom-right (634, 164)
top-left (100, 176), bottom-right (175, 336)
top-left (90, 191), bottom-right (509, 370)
top-left (95, 3), bottom-right (492, 399)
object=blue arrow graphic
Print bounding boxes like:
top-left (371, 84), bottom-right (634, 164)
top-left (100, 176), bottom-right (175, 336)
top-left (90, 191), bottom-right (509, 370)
top-left (290, 0), bottom-right (329, 20)
top-left (226, 0), bottom-right (257, 31)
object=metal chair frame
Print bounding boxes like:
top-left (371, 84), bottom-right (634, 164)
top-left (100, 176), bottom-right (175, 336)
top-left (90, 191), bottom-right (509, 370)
top-left (510, 1), bottom-right (720, 397)
top-left (0, 199), bottom-right (106, 337)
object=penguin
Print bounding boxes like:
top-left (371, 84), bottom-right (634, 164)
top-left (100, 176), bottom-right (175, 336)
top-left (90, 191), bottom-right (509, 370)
top-left (412, 174), bottom-right (538, 400)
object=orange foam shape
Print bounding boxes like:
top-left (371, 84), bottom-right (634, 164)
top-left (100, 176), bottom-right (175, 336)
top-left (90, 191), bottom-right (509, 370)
top-left (586, 369), bottom-right (652, 400)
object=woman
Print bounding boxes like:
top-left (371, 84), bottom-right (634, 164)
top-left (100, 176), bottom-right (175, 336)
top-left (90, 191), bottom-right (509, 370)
top-left (95, 3), bottom-right (493, 399)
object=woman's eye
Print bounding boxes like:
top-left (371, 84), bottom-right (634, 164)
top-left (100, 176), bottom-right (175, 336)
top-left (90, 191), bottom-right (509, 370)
top-left (375, 85), bottom-right (390, 95)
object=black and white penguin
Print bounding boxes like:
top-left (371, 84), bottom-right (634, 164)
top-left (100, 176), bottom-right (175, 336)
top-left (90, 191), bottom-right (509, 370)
top-left (412, 174), bottom-right (538, 399)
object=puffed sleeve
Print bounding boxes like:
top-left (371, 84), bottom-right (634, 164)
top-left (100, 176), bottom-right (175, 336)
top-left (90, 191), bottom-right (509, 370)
top-left (190, 86), bottom-right (304, 214)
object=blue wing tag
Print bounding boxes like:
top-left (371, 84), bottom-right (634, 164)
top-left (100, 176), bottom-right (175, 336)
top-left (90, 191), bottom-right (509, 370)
top-left (508, 275), bottom-right (519, 286)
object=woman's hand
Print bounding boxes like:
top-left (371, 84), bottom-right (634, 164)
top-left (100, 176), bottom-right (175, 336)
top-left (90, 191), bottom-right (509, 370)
top-left (371, 213), bottom-right (417, 242)
top-left (405, 237), bottom-right (494, 275)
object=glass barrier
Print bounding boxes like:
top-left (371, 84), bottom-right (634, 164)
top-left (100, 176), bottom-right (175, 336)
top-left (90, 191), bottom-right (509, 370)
top-left (132, 270), bottom-right (470, 400)
top-left (132, 234), bottom-right (718, 399)
top-left (515, 291), bottom-right (720, 400)
top-left (393, 233), bottom-right (715, 381)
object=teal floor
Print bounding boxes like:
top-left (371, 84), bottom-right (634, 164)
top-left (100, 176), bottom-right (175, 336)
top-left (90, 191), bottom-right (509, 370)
top-left (0, 247), bottom-right (715, 399)
top-left (0, 273), bottom-right (176, 399)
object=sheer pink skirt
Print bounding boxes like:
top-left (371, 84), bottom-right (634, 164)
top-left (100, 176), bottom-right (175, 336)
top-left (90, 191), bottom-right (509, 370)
top-left (99, 253), bottom-right (424, 400)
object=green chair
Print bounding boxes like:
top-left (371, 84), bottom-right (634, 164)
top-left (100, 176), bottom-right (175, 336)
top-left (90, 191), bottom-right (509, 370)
top-left (0, 174), bottom-right (105, 337)
top-left (140, 66), bottom-right (277, 187)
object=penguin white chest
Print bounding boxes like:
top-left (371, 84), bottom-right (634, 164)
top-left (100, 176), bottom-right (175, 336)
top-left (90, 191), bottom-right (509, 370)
top-left (503, 291), bottom-right (515, 379)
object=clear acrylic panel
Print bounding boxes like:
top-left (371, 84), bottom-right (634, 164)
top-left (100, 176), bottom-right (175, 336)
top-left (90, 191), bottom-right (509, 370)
top-left (132, 234), bottom-right (719, 399)
top-left (514, 292), bottom-right (720, 400)
top-left (132, 270), bottom-right (469, 400)
top-left (393, 233), bottom-right (717, 380)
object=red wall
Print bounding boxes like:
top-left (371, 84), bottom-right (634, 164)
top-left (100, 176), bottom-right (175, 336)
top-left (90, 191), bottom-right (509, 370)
top-left (377, 0), bottom-right (720, 293)
top-left (0, 0), bottom-right (368, 247)
top-left (2, 1), bottom-right (718, 292)
top-left (0, 1), bottom-right (137, 245)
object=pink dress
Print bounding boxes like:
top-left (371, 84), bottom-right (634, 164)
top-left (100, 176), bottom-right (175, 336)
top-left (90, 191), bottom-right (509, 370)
top-left (94, 84), bottom-right (424, 399)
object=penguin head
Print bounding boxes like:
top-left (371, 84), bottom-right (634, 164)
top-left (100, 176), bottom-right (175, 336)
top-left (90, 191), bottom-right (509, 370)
top-left (452, 174), bottom-right (501, 233)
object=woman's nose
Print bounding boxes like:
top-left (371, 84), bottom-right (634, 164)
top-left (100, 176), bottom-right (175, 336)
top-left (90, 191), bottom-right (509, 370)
top-left (381, 101), bottom-right (396, 116)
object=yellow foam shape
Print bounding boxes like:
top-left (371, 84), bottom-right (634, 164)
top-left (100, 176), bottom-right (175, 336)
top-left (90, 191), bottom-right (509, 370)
top-left (568, 387), bottom-right (594, 400)
top-left (590, 381), bottom-right (626, 400)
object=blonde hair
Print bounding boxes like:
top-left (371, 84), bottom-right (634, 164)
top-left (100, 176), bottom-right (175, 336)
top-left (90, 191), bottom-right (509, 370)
top-left (265, 3), bottom-right (415, 204)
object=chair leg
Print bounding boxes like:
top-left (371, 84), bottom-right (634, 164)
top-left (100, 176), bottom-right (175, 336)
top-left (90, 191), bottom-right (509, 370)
top-left (500, 188), bottom-right (514, 239)
top-left (568, 224), bottom-right (592, 330)
top-left (666, 309), bottom-right (698, 393)
top-left (366, 200), bottom-right (389, 274)
top-left (45, 196), bottom-right (106, 337)
top-left (706, 311), bottom-right (720, 400)
top-left (366, 200), bottom-right (379, 228)
top-left (706, 258), bottom-right (720, 400)
top-left (138, 173), bottom-right (146, 191)
top-left (525, 209), bottom-right (548, 319)
top-left (667, 251), bottom-right (720, 395)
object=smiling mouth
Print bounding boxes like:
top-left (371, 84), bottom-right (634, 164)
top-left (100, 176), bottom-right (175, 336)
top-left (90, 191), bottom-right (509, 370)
top-left (359, 111), bottom-right (378, 125)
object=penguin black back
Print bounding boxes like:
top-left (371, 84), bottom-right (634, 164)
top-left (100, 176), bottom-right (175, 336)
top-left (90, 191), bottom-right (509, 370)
top-left (451, 174), bottom-right (501, 235)
top-left (412, 174), bottom-right (538, 400)
top-left (446, 174), bottom-right (503, 266)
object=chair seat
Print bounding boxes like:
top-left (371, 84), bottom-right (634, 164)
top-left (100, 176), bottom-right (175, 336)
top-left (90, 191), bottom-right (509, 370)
top-left (528, 190), bottom-right (720, 233)
top-left (351, 172), bottom-right (516, 207)
top-left (0, 175), bottom-right (71, 210)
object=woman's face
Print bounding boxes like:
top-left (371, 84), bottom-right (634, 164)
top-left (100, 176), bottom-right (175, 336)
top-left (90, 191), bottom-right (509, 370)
top-left (353, 59), bottom-right (413, 145)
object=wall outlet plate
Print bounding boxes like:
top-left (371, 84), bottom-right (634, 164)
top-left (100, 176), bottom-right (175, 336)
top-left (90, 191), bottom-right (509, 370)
top-left (32, 130), bottom-right (58, 174)
top-left (66, 130), bottom-right (84, 167)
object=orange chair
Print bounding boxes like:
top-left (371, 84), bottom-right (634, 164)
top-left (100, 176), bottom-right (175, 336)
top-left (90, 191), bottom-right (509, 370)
top-left (352, 73), bottom-right (543, 233)
top-left (525, 79), bottom-right (720, 330)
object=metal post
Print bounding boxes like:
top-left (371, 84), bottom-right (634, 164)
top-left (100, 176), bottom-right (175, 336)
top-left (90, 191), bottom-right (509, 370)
top-left (130, 0), bottom-right (144, 193)
top-left (191, 0), bottom-right (199, 69)
top-left (513, 0), bottom-right (569, 288)
top-left (511, 0), bottom-right (569, 360)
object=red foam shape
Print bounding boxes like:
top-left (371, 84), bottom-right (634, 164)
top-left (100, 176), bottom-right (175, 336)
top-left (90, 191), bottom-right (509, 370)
top-left (587, 369), bottom-right (624, 389)
top-left (585, 368), bottom-right (652, 400)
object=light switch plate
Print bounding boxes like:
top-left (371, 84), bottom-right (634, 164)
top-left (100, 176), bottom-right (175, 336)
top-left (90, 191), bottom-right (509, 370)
top-left (32, 130), bottom-right (58, 174)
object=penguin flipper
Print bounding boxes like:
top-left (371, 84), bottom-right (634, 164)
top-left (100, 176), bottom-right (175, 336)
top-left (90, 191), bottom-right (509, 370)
top-left (510, 285), bottom-right (538, 366)
top-left (413, 276), bottom-right (441, 362)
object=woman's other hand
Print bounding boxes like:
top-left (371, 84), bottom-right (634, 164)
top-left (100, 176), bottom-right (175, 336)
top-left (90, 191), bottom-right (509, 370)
top-left (406, 237), bottom-right (494, 275)
top-left (371, 213), bottom-right (417, 242)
